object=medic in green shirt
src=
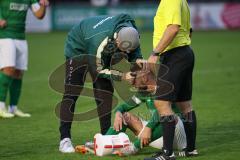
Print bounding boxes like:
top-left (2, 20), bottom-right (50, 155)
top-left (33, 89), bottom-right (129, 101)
top-left (59, 14), bottom-right (145, 153)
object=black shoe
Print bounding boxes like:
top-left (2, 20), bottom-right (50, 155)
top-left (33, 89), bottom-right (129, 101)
top-left (178, 148), bottom-right (199, 157)
top-left (144, 151), bottom-right (176, 160)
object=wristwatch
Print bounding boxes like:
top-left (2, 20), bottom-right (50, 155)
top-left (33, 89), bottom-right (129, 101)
top-left (151, 51), bottom-right (160, 56)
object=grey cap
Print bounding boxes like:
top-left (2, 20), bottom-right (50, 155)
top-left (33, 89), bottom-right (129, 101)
top-left (117, 27), bottom-right (140, 53)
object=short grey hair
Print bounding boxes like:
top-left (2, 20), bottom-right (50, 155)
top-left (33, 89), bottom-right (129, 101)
top-left (117, 27), bottom-right (140, 53)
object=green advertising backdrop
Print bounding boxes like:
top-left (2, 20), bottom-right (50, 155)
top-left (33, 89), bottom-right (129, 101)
top-left (52, 4), bottom-right (157, 30)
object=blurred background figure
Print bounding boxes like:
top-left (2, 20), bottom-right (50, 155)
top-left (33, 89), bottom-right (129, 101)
top-left (0, 0), bottom-right (49, 119)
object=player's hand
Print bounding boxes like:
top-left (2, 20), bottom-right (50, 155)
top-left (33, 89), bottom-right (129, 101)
top-left (122, 72), bottom-right (135, 84)
top-left (39, 0), bottom-right (49, 7)
top-left (147, 55), bottom-right (159, 74)
top-left (0, 20), bottom-right (7, 28)
top-left (140, 127), bottom-right (152, 148)
top-left (136, 59), bottom-right (148, 70)
top-left (114, 112), bottom-right (124, 132)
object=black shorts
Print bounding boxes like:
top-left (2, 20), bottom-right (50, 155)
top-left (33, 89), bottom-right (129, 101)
top-left (155, 45), bottom-right (195, 102)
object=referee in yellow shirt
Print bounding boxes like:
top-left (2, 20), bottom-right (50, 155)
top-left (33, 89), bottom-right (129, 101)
top-left (144, 0), bottom-right (198, 159)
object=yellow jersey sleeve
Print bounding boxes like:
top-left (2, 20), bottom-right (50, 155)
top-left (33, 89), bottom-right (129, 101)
top-left (153, 0), bottom-right (191, 52)
top-left (163, 0), bottom-right (182, 26)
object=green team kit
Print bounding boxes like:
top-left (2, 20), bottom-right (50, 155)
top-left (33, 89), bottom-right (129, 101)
top-left (105, 92), bottom-right (185, 151)
top-left (106, 92), bottom-right (162, 149)
top-left (0, 0), bottom-right (42, 118)
top-left (0, 0), bottom-right (39, 39)
top-left (64, 14), bottom-right (143, 80)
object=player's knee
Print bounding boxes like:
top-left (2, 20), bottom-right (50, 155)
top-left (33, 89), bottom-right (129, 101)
top-left (154, 100), bottom-right (173, 115)
top-left (176, 101), bottom-right (193, 114)
top-left (154, 100), bottom-right (171, 108)
top-left (154, 101), bottom-right (160, 108)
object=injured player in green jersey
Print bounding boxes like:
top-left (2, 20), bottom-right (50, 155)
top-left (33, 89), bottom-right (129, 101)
top-left (80, 69), bottom-right (187, 156)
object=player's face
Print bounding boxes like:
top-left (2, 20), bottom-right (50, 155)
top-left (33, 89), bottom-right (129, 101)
top-left (133, 71), bottom-right (157, 93)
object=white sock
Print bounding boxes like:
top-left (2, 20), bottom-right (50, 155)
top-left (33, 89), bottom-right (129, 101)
top-left (0, 101), bottom-right (6, 110)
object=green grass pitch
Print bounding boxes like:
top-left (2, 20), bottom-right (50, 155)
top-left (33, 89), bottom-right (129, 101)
top-left (0, 31), bottom-right (240, 160)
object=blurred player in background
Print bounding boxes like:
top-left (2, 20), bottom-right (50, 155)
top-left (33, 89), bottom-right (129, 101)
top-left (0, 0), bottom-right (49, 118)
top-left (146, 0), bottom-right (198, 159)
top-left (59, 14), bottom-right (144, 153)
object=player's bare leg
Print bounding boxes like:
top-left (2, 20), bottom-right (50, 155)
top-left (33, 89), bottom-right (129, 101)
top-left (118, 113), bottom-right (165, 154)
top-left (124, 110), bottom-right (187, 152)
top-left (116, 112), bottom-right (176, 156)
top-left (122, 112), bottom-right (144, 136)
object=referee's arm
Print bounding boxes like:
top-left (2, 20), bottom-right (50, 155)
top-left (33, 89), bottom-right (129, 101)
top-left (153, 25), bottom-right (180, 54)
top-left (149, 0), bottom-right (182, 60)
top-left (148, 25), bottom-right (180, 65)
